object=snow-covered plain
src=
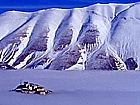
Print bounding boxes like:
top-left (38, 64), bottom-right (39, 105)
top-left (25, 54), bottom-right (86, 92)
top-left (1, 69), bottom-right (140, 105)
top-left (0, 2), bottom-right (140, 70)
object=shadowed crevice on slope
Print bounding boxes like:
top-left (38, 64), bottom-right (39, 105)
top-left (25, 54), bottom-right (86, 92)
top-left (12, 27), bottom-right (50, 67)
top-left (53, 10), bottom-right (74, 51)
top-left (0, 12), bottom-right (39, 66)
top-left (0, 27), bottom-right (29, 64)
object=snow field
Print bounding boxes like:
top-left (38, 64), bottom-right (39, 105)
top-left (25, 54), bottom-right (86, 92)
top-left (0, 70), bottom-right (140, 105)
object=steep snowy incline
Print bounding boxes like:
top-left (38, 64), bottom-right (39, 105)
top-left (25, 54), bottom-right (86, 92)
top-left (0, 11), bottom-right (32, 39)
top-left (0, 2), bottom-right (139, 70)
top-left (109, 2), bottom-right (140, 70)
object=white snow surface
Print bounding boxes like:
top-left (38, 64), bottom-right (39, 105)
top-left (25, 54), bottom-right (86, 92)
top-left (1, 70), bottom-right (140, 105)
top-left (0, 2), bottom-right (140, 70)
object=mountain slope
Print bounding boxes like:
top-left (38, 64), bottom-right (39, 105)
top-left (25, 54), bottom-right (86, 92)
top-left (0, 2), bottom-right (140, 70)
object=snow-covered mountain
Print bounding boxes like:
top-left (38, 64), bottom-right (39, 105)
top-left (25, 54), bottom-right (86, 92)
top-left (0, 2), bottom-right (140, 70)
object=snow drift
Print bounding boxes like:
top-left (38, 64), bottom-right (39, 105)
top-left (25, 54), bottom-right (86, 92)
top-left (1, 70), bottom-right (140, 105)
top-left (0, 2), bottom-right (140, 70)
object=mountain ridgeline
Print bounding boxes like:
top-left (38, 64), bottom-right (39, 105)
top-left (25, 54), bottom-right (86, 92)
top-left (0, 2), bottom-right (140, 70)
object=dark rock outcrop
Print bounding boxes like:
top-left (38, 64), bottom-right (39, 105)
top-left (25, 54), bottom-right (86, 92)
top-left (124, 58), bottom-right (138, 70)
top-left (0, 62), bottom-right (16, 70)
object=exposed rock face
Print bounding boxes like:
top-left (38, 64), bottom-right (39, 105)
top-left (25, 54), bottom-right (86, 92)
top-left (0, 3), bottom-right (140, 70)
top-left (54, 28), bottom-right (73, 51)
top-left (48, 45), bottom-right (81, 70)
top-left (12, 28), bottom-right (50, 67)
top-left (124, 58), bottom-right (138, 70)
top-left (78, 25), bottom-right (100, 52)
top-left (86, 45), bottom-right (126, 70)
top-left (0, 62), bottom-right (16, 69)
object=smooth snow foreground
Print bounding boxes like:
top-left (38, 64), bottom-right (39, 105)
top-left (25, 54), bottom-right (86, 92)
top-left (0, 69), bottom-right (140, 105)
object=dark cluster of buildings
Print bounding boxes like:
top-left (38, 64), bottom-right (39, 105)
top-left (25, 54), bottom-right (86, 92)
top-left (12, 81), bottom-right (52, 95)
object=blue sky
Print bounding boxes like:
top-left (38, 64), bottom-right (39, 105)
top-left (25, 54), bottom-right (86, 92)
top-left (0, 0), bottom-right (139, 13)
